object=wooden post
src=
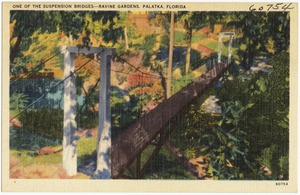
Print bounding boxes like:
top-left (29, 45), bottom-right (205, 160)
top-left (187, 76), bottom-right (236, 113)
top-left (228, 35), bottom-right (234, 64)
top-left (62, 46), bottom-right (77, 176)
top-left (218, 33), bottom-right (223, 63)
top-left (94, 49), bottom-right (115, 179)
top-left (218, 32), bottom-right (235, 64)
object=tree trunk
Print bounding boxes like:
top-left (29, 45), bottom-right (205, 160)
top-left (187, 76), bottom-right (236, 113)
top-left (159, 71), bottom-right (167, 100)
top-left (167, 12), bottom-right (175, 99)
top-left (185, 27), bottom-right (192, 75)
top-left (10, 34), bottom-right (23, 64)
top-left (124, 27), bottom-right (129, 50)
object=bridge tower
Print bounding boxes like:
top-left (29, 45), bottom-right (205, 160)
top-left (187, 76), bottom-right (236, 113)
top-left (61, 46), bottom-right (115, 178)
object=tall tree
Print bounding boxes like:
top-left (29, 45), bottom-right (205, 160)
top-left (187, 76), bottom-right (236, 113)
top-left (10, 11), bottom-right (57, 64)
top-left (167, 12), bottom-right (175, 98)
top-left (226, 12), bottom-right (290, 69)
top-left (10, 11), bottom-right (122, 65)
top-left (111, 11), bottom-right (131, 50)
top-left (178, 12), bottom-right (221, 74)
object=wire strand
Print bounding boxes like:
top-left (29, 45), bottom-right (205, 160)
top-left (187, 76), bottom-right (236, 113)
top-left (10, 48), bottom-right (219, 121)
top-left (114, 54), bottom-right (163, 79)
top-left (9, 50), bottom-right (104, 122)
top-left (10, 47), bottom-right (67, 85)
top-left (90, 57), bottom-right (163, 80)
top-left (75, 77), bottom-right (100, 121)
top-left (95, 58), bottom-right (206, 82)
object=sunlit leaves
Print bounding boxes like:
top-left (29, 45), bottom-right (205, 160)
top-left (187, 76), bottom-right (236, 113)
top-left (256, 77), bottom-right (267, 92)
top-left (10, 91), bottom-right (29, 111)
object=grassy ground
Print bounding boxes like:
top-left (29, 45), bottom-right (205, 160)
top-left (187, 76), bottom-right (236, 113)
top-left (10, 150), bottom-right (61, 166)
top-left (174, 30), bottom-right (237, 60)
top-left (77, 137), bottom-right (97, 165)
top-left (10, 137), bottom-right (97, 179)
top-left (175, 31), bottom-right (205, 46)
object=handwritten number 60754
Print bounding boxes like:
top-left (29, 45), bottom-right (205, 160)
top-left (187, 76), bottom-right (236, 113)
top-left (249, 3), bottom-right (294, 12)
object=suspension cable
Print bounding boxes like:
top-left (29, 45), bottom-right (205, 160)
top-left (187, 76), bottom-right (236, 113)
top-left (114, 54), bottom-right (163, 79)
top-left (10, 47), bottom-right (67, 85)
top-left (10, 49), bottom-right (105, 122)
top-left (75, 77), bottom-right (101, 121)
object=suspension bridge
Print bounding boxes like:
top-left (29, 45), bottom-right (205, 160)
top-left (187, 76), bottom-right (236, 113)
top-left (10, 32), bottom-right (235, 179)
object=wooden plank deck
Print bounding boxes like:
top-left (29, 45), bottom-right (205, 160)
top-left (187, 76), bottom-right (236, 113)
top-left (111, 63), bottom-right (229, 178)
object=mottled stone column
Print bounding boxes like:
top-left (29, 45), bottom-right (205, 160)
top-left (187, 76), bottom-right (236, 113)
top-left (62, 46), bottom-right (77, 176)
top-left (94, 49), bottom-right (114, 179)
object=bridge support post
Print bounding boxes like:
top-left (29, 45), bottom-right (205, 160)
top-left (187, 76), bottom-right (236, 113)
top-left (218, 34), bottom-right (223, 63)
top-left (61, 46), bottom-right (115, 177)
top-left (62, 46), bottom-right (77, 176)
top-left (218, 32), bottom-right (235, 64)
top-left (94, 49), bottom-right (115, 179)
top-left (228, 35), bottom-right (234, 64)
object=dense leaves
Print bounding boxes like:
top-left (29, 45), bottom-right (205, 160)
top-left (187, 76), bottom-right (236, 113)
top-left (10, 91), bottom-right (29, 111)
top-left (171, 52), bottom-right (289, 180)
top-left (19, 108), bottom-right (63, 140)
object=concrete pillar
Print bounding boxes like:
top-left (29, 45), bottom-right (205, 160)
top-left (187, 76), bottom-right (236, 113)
top-left (61, 46), bottom-right (115, 178)
top-left (94, 49), bottom-right (114, 179)
top-left (62, 46), bottom-right (77, 176)
top-left (228, 35), bottom-right (234, 64)
top-left (218, 33), bottom-right (223, 63)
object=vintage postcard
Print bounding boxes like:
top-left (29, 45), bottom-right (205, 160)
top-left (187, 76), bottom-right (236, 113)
top-left (1, 1), bottom-right (298, 192)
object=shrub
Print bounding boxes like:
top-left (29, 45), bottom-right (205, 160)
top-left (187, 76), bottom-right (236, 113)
top-left (18, 108), bottom-right (63, 141)
top-left (10, 126), bottom-right (60, 151)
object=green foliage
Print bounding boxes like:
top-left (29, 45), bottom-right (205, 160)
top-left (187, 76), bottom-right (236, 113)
top-left (256, 145), bottom-right (276, 171)
top-left (18, 108), bottom-right (63, 141)
top-left (278, 155), bottom-right (289, 179)
top-left (111, 88), bottom-right (140, 138)
top-left (10, 150), bottom-right (62, 166)
top-left (192, 34), bottom-right (205, 43)
top-left (77, 137), bottom-right (97, 164)
top-left (74, 83), bottom-right (141, 138)
top-left (139, 34), bottom-right (157, 53)
top-left (203, 41), bottom-right (228, 56)
top-left (227, 12), bottom-right (290, 69)
top-left (199, 101), bottom-right (255, 179)
top-left (10, 126), bottom-right (60, 151)
top-left (76, 110), bottom-right (98, 130)
top-left (169, 52), bottom-right (289, 180)
top-left (213, 53), bottom-right (289, 179)
top-left (10, 11), bottom-right (62, 64)
top-left (10, 56), bottom-right (34, 76)
top-left (75, 84), bottom-right (98, 129)
top-left (256, 145), bottom-right (289, 180)
top-left (142, 147), bottom-right (195, 179)
top-left (171, 74), bottom-right (193, 94)
top-left (10, 91), bottom-right (29, 111)
top-left (178, 12), bottom-right (223, 33)
top-left (10, 11), bottom-right (121, 65)
top-left (174, 31), bottom-right (186, 45)
top-left (125, 145), bottom-right (195, 179)
top-left (255, 76), bottom-right (268, 93)
top-left (170, 90), bottom-right (220, 158)
top-left (138, 34), bottom-right (158, 69)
